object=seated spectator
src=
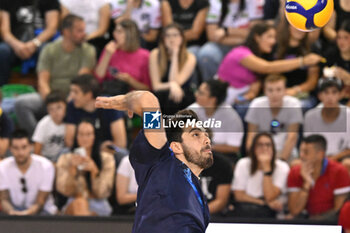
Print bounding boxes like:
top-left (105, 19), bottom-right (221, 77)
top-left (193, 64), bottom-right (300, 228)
top-left (217, 22), bottom-right (323, 105)
top-left (115, 155), bottom-right (138, 215)
top-left (0, 90), bottom-right (14, 158)
top-left (149, 24), bottom-right (196, 115)
top-left (197, 0), bottom-right (264, 80)
top-left (14, 14), bottom-right (96, 136)
top-left (0, 130), bottom-right (57, 215)
top-left (60, 0), bottom-right (110, 56)
top-left (323, 20), bottom-right (350, 106)
top-left (304, 78), bottom-right (350, 170)
top-left (95, 19), bottom-right (151, 96)
top-left (161, 0), bottom-right (209, 57)
top-left (322, 0), bottom-right (350, 42)
top-left (188, 80), bottom-right (243, 161)
top-left (56, 120), bottom-right (115, 216)
top-left (263, 2), bottom-right (320, 45)
top-left (65, 74), bottom-right (127, 150)
top-left (245, 75), bottom-right (303, 161)
top-left (339, 198), bottom-right (350, 233)
top-left (288, 135), bottom-right (350, 220)
top-left (32, 91), bottom-right (66, 163)
top-left (200, 153), bottom-right (233, 215)
top-left (110, 0), bottom-right (161, 50)
top-left (232, 132), bottom-right (290, 218)
top-left (0, 0), bottom-right (59, 86)
top-left (275, 19), bottom-right (320, 111)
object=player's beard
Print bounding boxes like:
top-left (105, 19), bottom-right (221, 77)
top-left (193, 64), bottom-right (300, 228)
top-left (182, 143), bottom-right (213, 170)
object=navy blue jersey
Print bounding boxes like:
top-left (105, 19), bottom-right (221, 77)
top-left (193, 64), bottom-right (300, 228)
top-left (129, 130), bottom-right (210, 233)
top-left (64, 101), bottom-right (124, 142)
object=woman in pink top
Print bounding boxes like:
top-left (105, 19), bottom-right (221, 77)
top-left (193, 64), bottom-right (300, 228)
top-left (218, 22), bottom-right (323, 105)
top-left (95, 19), bottom-right (151, 95)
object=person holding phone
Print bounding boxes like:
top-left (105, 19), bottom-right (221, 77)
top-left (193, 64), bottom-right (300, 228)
top-left (95, 19), bottom-right (151, 96)
top-left (56, 119), bottom-right (115, 216)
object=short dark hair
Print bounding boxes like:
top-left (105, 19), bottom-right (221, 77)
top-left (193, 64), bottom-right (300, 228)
top-left (10, 129), bottom-right (30, 145)
top-left (61, 14), bottom-right (84, 31)
top-left (317, 77), bottom-right (343, 93)
top-left (71, 74), bottom-right (100, 98)
top-left (205, 80), bottom-right (229, 106)
top-left (301, 134), bottom-right (327, 152)
top-left (45, 90), bottom-right (66, 106)
top-left (165, 109), bottom-right (200, 143)
top-left (339, 19), bottom-right (350, 33)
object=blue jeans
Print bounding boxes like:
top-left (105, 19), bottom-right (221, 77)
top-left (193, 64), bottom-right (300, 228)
top-left (197, 42), bottom-right (232, 81)
top-left (14, 93), bottom-right (46, 136)
top-left (0, 42), bottom-right (16, 86)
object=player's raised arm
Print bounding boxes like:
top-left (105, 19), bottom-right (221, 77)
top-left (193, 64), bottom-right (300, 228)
top-left (95, 91), bottom-right (167, 149)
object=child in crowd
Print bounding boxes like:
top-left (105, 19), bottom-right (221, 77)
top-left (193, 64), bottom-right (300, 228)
top-left (32, 91), bottom-right (66, 163)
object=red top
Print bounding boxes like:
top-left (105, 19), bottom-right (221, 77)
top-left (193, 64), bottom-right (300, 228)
top-left (339, 201), bottom-right (350, 230)
top-left (95, 48), bottom-right (151, 89)
top-left (287, 159), bottom-right (350, 215)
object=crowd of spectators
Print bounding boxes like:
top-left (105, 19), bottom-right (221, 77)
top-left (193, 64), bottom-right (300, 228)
top-left (0, 0), bottom-right (350, 231)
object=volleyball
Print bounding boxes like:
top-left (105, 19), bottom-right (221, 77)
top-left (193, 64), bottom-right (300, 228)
top-left (285, 0), bottom-right (334, 32)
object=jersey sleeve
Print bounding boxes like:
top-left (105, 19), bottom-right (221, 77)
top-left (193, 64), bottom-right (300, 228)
top-left (333, 164), bottom-right (350, 195)
top-left (287, 166), bottom-right (303, 193)
top-left (129, 130), bottom-right (169, 185)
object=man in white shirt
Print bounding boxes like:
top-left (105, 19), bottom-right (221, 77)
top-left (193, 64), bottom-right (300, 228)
top-left (188, 80), bottom-right (244, 159)
top-left (0, 130), bottom-right (57, 215)
top-left (245, 74), bottom-right (303, 161)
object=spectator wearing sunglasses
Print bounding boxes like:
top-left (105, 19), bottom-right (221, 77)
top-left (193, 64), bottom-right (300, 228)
top-left (245, 74), bottom-right (303, 162)
top-left (0, 130), bottom-right (57, 215)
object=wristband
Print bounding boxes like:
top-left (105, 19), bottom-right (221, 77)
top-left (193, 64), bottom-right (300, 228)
top-left (32, 38), bottom-right (42, 48)
top-left (264, 171), bottom-right (273, 176)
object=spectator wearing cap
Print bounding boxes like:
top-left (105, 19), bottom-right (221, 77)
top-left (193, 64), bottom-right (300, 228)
top-left (304, 78), bottom-right (350, 171)
top-left (288, 135), bottom-right (350, 220)
top-left (322, 20), bottom-right (350, 107)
